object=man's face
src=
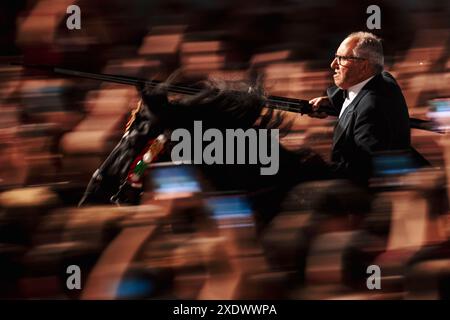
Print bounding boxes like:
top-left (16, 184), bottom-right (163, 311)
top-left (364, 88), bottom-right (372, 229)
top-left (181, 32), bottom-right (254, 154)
top-left (331, 37), bottom-right (372, 89)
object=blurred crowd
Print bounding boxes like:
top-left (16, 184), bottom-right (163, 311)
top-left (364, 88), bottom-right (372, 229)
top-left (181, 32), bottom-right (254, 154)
top-left (0, 0), bottom-right (450, 299)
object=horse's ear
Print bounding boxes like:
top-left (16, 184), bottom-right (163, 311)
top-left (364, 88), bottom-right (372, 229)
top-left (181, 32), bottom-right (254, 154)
top-left (178, 80), bottom-right (218, 107)
top-left (155, 69), bottom-right (184, 93)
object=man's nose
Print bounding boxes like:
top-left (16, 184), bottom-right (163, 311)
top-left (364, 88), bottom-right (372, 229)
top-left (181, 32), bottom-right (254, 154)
top-left (330, 57), bottom-right (338, 69)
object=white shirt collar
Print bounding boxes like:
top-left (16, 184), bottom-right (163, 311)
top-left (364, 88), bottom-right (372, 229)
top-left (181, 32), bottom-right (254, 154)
top-left (347, 75), bottom-right (375, 100)
top-left (338, 76), bottom-right (375, 118)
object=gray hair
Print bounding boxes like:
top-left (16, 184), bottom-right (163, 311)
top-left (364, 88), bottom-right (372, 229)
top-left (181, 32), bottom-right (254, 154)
top-left (347, 32), bottom-right (384, 73)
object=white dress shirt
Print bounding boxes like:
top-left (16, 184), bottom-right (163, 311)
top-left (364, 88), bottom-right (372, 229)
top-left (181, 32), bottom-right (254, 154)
top-left (339, 76), bottom-right (375, 118)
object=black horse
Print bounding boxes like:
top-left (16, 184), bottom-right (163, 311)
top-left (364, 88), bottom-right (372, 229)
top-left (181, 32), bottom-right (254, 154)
top-left (78, 77), bottom-right (331, 228)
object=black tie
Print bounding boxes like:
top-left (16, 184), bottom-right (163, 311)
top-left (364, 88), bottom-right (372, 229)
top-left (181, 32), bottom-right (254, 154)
top-left (342, 90), bottom-right (348, 100)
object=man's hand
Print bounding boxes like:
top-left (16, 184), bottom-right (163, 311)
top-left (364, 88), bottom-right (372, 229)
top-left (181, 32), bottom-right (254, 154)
top-left (308, 96), bottom-right (330, 119)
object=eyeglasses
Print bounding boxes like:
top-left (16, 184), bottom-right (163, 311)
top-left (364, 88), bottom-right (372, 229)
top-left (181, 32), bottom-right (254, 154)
top-left (334, 55), bottom-right (366, 66)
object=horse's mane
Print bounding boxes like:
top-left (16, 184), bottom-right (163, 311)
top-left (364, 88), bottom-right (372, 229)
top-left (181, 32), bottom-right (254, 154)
top-left (140, 78), bottom-right (293, 135)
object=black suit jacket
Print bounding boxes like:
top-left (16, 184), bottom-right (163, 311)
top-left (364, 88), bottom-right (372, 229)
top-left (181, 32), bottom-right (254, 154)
top-left (327, 71), bottom-right (412, 184)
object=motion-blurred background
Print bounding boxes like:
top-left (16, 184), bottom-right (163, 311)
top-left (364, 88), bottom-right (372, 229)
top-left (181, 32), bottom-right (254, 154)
top-left (0, 0), bottom-right (449, 299)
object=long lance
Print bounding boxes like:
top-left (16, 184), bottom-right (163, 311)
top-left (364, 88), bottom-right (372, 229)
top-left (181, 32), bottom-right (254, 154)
top-left (12, 62), bottom-right (442, 133)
